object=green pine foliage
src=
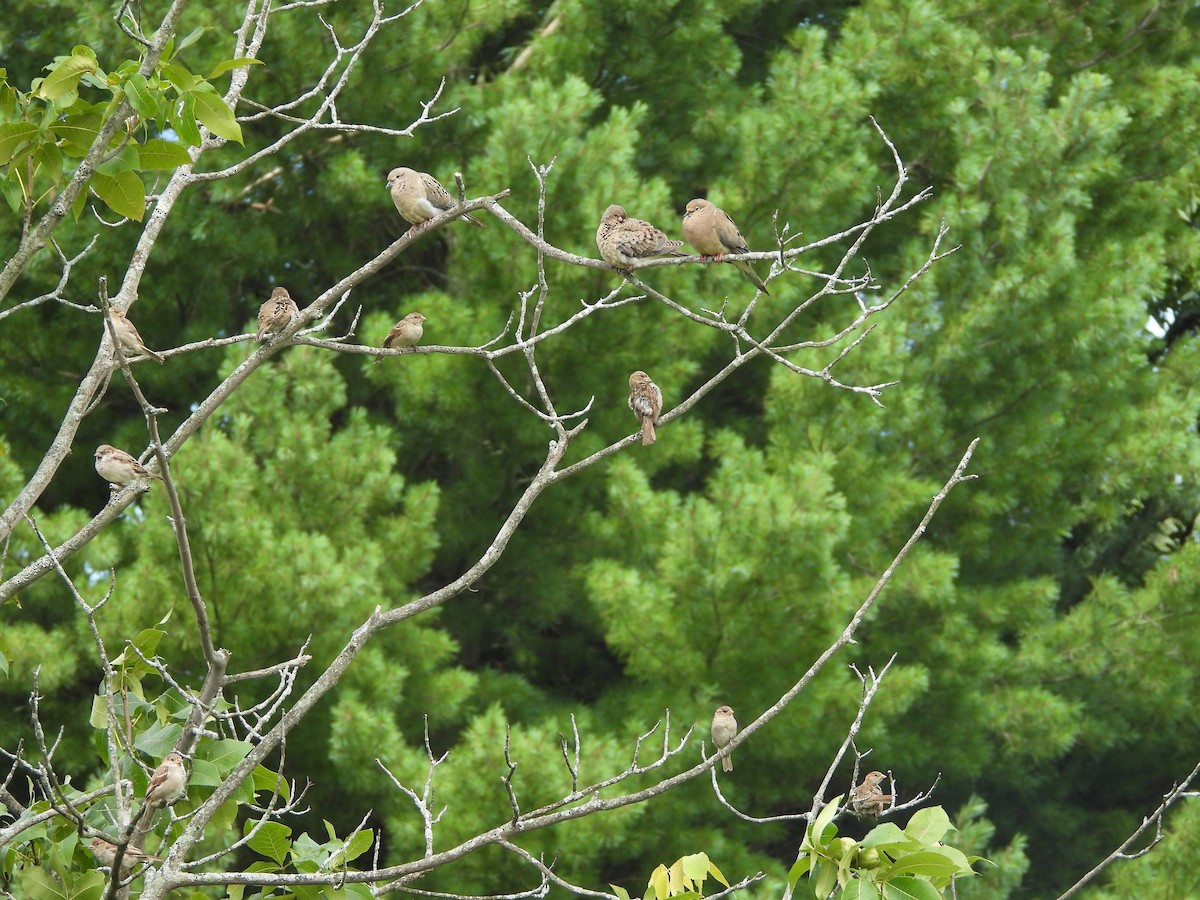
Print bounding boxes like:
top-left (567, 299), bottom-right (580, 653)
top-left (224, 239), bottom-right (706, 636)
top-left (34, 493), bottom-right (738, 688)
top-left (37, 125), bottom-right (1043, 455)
top-left (2, 0), bottom-right (1199, 896)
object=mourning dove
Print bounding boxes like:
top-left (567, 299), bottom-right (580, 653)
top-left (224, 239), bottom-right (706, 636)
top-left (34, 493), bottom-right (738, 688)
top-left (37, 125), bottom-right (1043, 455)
top-left (375, 312), bottom-right (426, 363)
top-left (90, 838), bottom-right (162, 875)
top-left (682, 199), bottom-right (769, 294)
top-left (256, 286), bottom-right (298, 342)
top-left (627, 370), bottom-right (663, 446)
top-left (387, 167), bottom-right (486, 229)
top-left (596, 205), bottom-right (686, 270)
top-left (94, 444), bottom-right (163, 485)
top-left (108, 309), bottom-right (165, 363)
top-left (850, 771), bottom-right (893, 816)
top-left (711, 705), bottom-right (737, 772)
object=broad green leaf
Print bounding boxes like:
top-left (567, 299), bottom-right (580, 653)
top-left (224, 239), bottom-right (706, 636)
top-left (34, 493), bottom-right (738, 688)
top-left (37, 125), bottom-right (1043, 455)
top-left (788, 855), bottom-right (812, 888)
top-left (196, 738), bottom-right (253, 774)
top-left (904, 807), bottom-right (953, 846)
top-left (90, 169), bottom-right (145, 220)
top-left (37, 54), bottom-right (98, 101)
top-left (680, 852), bottom-right (709, 884)
top-left (811, 795), bottom-right (842, 849)
top-left (246, 821), bottom-right (292, 865)
top-left (320, 885), bottom-right (372, 899)
top-left (842, 879), bottom-right (882, 900)
top-left (612, 885), bottom-right (631, 900)
top-left (0, 123), bottom-right (38, 165)
top-left (813, 859), bottom-right (836, 899)
top-left (160, 63), bottom-right (196, 93)
top-left (189, 86), bottom-right (242, 143)
top-left (647, 863), bottom-right (669, 900)
top-left (209, 58), bottom-right (264, 79)
top-left (861, 823), bottom-right (912, 852)
top-left (881, 850), bottom-right (965, 880)
top-left (172, 93), bottom-right (202, 146)
top-left (122, 73), bottom-right (159, 119)
top-left (33, 142), bottom-right (63, 183)
top-left (251, 764), bottom-right (292, 800)
top-left (1, 171), bottom-right (25, 212)
top-left (95, 142), bottom-right (139, 176)
top-left (0, 632), bottom-right (9, 677)
top-left (132, 722), bottom-right (181, 759)
top-left (879, 875), bottom-right (941, 900)
top-left (50, 113), bottom-right (102, 156)
top-left (340, 828), bottom-right (373, 863)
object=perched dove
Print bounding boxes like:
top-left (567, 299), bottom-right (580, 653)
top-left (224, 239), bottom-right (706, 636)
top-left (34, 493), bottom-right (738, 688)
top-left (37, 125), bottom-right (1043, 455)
top-left (94, 444), bottom-right (163, 486)
top-left (375, 312), bottom-right (426, 363)
top-left (627, 370), bottom-right (663, 446)
top-left (387, 167), bottom-right (486, 229)
top-left (681, 199), bottom-right (769, 294)
top-left (90, 837), bottom-right (162, 875)
top-left (256, 286), bottom-right (298, 342)
top-left (596, 205), bottom-right (686, 270)
top-left (850, 771), bottom-right (893, 816)
top-left (108, 309), bottom-right (165, 364)
top-left (711, 705), bottom-right (737, 773)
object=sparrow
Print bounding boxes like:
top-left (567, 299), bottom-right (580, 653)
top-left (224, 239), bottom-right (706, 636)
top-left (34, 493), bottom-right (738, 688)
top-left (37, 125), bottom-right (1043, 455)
top-left (90, 837), bottom-right (161, 874)
top-left (146, 751), bottom-right (188, 807)
top-left (681, 198), bottom-right (769, 294)
top-left (850, 771), bottom-right (893, 816)
top-left (375, 312), bottom-right (427, 363)
top-left (256, 286), bottom-right (299, 342)
top-left (94, 444), bottom-right (163, 486)
top-left (711, 705), bottom-right (737, 773)
top-left (627, 370), bottom-right (663, 446)
top-left (596, 205), bottom-right (686, 270)
top-left (107, 309), bottom-right (165, 363)
top-left (386, 167), bottom-right (487, 229)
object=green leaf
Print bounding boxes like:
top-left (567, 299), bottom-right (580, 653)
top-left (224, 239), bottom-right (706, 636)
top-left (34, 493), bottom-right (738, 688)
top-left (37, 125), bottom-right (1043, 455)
top-left (0, 632), bottom-right (9, 677)
top-left (861, 823), bottom-right (912, 852)
top-left (788, 855), bottom-right (812, 888)
top-left (121, 73), bottom-right (159, 120)
top-left (813, 859), bottom-right (836, 899)
top-left (90, 169), bottom-right (145, 220)
top-left (880, 850), bottom-right (966, 881)
top-left (131, 720), bottom-right (180, 756)
top-left (811, 795), bottom-right (842, 849)
top-left (188, 85), bottom-right (242, 143)
top-left (706, 858), bottom-right (730, 888)
top-left (1, 171), bottom-right (25, 213)
top-left (680, 852), bottom-right (709, 884)
top-left (209, 58), bottom-right (264, 79)
top-left (879, 875), bottom-right (941, 900)
top-left (37, 54), bottom-right (98, 101)
top-left (904, 807), bottom-right (953, 846)
top-left (159, 63), bottom-right (196, 93)
top-left (251, 764), bottom-right (292, 800)
top-left (647, 863), bottom-right (669, 900)
top-left (95, 142), bottom-right (139, 176)
top-left (196, 738), bottom-right (253, 775)
top-left (34, 142), bottom-right (63, 183)
top-left (172, 93), bottom-right (202, 146)
top-left (49, 113), bottom-right (102, 156)
top-left (246, 821), bottom-right (292, 865)
top-left (340, 828), bottom-right (373, 863)
top-left (612, 886), bottom-right (631, 900)
top-left (0, 123), bottom-right (38, 165)
top-left (174, 27), bottom-right (210, 56)
top-left (842, 879), bottom-right (882, 900)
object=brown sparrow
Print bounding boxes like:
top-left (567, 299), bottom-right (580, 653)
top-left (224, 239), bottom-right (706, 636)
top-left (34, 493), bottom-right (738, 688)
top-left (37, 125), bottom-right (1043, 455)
top-left (386, 167), bottom-right (487, 229)
top-left (94, 444), bottom-right (163, 486)
top-left (711, 705), bottom-right (737, 772)
top-left (146, 751), bottom-right (188, 807)
top-left (108, 309), bottom-right (165, 363)
top-left (850, 771), bottom-right (893, 816)
top-left (256, 286), bottom-right (299, 341)
top-left (90, 837), bottom-right (162, 874)
top-left (627, 370), bottom-right (663, 446)
top-left (375, 312), bottom-right (427, 363)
